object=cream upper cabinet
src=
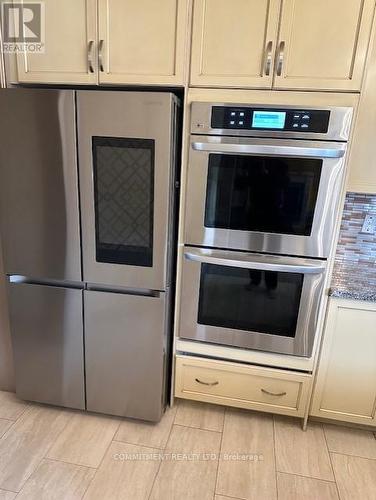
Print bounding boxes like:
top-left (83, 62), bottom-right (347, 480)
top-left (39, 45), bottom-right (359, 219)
top-left (190, 0), bottom-right (375, 91)
top-left (12, 0), bottom-right (375, 89)
top-left (347, 15), bottom-right (376, 194)
top-left (274, 0), bottom-right (375, 91)
top-left (98, 0), bottom-right (189, 85)
top-left (16, 0), bottom-right (97, 85)
top-left (310, 299), bottom-right (376, 427)
top-left (190, 0), bottom-right (281, 88)
top-left (15, 0), bottom-right (188, 86)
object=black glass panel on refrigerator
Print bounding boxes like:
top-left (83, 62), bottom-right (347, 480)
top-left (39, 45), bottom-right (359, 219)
top-left (92, 137), bottom-right (154, 267)
top-left (205, 155), bottom-right (322, 236)
top-left (198, 264), bottom-right (303, 338)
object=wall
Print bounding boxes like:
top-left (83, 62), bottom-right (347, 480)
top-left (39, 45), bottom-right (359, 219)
top-left (331, 193), bottom-right (376, 301)
top-left (0, 236), bottom-right (15, 391)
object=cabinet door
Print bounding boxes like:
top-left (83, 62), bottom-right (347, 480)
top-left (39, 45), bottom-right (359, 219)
top-left (98, 0), bottom-right (189, 85)
top-left (190, 0), bottom-right (281, 88)
top-left (274, 0), bottom-right (375, 91)
top-left (347, 17), bottom-right (376, 193)
top-left (16, 0), bottom-right (97, 84)
top-left (311, 299), bottom-right (376, 426)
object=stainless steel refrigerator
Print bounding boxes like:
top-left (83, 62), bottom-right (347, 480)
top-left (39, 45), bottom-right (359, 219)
top-left (0, 89), bottom-right (179, 422)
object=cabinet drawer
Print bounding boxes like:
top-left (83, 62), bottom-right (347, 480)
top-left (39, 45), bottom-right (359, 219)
top-left (175, 356), bottom-right (311, 417)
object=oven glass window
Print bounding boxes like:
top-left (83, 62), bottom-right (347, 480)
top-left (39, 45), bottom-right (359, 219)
top-left (205, 155), bottom-right (322, 236)
top-left (93, 137), bottom-right (154, 267)
top-left (198, 264), bottom-right (303, 337)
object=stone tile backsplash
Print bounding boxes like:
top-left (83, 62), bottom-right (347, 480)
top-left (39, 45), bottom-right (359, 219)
top-left (331, 192), bottom-right (376, 301)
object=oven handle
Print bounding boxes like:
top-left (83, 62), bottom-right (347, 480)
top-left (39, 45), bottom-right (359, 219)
top-left (191, 142), bottom-right (345, 159)
top-left (184, 250), bottom-right (326, 275)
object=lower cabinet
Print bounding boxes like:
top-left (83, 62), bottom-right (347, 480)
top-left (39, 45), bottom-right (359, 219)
top-left (310, 298), bottom-right (376, 426)
top-left (175, 355), bottom-right (312, 417)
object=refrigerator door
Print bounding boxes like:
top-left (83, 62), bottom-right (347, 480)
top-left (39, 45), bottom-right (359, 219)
top-left (8, 281), bottom-right (85, 409)
top-left (77, 91), bottom-right (176, 290)
top-left (0, 89), bottom-right (81, 281)
top-left (84, 289), bottom-right (166, 421)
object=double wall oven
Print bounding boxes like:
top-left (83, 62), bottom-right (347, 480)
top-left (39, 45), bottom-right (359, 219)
top-left (180, 102), bottom-right (353, 357)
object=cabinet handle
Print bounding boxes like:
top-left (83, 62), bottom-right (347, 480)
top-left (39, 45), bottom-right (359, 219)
top-left (264, 41), bottom-right (273, 76)
top-left (195, 378), bottom-right (219, 387)
top-left (261, 388), bottom-right (287, 397)
top-left (88, 40), bottom-right (95, 73)
top-left (98, 39), bottom-right (105, 72)
top-left (276, 41), bottom-right (285, 76)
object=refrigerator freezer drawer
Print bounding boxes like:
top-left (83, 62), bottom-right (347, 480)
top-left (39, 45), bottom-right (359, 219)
top-left (85, 289), bottom-right (166, 422)
top-left (8, 282), bottom-right (85, 410)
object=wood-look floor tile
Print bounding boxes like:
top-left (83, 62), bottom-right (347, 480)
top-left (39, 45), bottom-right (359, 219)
top-left (0, 490), bottom-right (16, 500)
top-left (324, 424), bottom-right (376, 459)
top-left (277, 472), bottom-right (339, 500)
top-left (331, 453), bottom-right (376, 500)
top-left (274, 417), bottom-right (334, 481)
top-left (47, 411), bottom-right (120, 468)
top-left (149, 425), bottom-right (221, 500)
top-left (0, 406), bottom-right (70, 492)
top-left (115, 406), bottom-right (177, 449)
top-left (0, 420), bottom-right (12, 439)
top-left (216, 409), bottom-right (276, 500)
top-left (0, 392), bottom-right (27, 421)
top-left (17, 459), bottom-right (95, 500)
top-left (215, 496), bottom-right (241, 500)
top-left (174, 399), bottom-right (225, 432)
top-left (84, 441), bottom-right (160, 500)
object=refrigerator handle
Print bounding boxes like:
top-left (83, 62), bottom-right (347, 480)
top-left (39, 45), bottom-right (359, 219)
top-left (86, 283), bottom-right (161, 298)
top-left (7, 275), bottom-right (85, 289)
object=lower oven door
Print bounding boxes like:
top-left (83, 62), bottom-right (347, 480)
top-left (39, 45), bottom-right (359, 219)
top-left (179, 247), bottom-right (327, 357)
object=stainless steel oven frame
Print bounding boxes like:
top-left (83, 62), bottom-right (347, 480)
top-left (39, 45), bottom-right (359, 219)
top-left (179, 247), bottom-right (326, 357)
top-left (191, 102), bottom-right (353, 141)
top-left (185, 135), bottom-right (347, 258)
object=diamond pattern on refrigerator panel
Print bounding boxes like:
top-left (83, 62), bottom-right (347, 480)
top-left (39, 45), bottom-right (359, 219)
top-left (93, 137), bottom-right (155, 267)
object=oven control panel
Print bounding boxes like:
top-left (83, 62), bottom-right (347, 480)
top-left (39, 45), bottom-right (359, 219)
top-left (211, 107), bottom-right (330, 133)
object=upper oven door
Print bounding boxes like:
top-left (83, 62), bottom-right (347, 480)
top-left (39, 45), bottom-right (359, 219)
top-left (179, 247), bottom-right (326, 357)
top-left (185, 136), bottom-right (347, 258)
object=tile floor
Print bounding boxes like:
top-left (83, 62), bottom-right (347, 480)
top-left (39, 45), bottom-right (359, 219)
top-left (0, 391), bottom-right (375, 499)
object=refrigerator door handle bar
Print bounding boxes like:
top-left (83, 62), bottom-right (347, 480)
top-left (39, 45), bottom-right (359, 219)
top-left (86, 283), bottom-right (161, 298)
top-left (8, 275), bottom-right (85, 289)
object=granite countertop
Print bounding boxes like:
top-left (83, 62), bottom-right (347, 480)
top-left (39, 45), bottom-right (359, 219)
top-left (329, 288), bottom-right (376, 302)
top-left (330, 193), bottom-right (376, 303)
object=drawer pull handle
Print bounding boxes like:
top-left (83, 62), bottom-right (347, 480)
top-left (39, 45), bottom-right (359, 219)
top-left (261, 388), bottom-right (287, 397)
top-left (195, 378), bottom-right (219, 387)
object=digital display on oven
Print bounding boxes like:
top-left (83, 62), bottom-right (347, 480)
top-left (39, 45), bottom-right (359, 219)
top-left (252, 111), bottom-right (286, 129)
